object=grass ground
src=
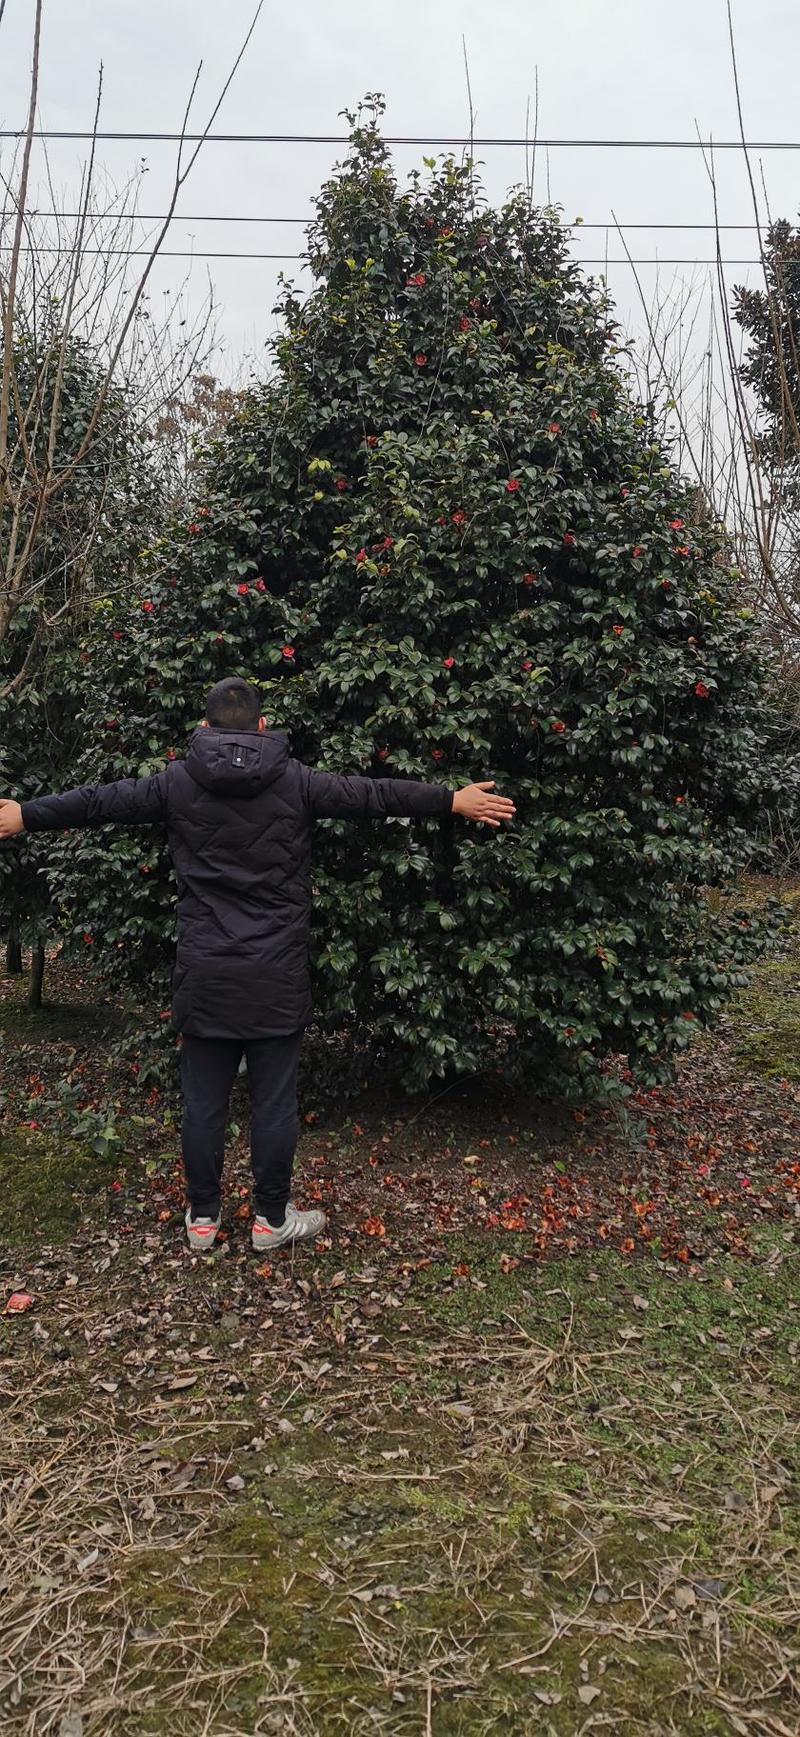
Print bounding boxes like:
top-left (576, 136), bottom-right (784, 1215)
top-left (1, 896), bottom-right (799, 1735)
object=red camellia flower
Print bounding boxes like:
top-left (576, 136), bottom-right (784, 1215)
top-left (424, 216), bottom-right (435, 229)
top-left (563, 532), bottom-right (576, 547)
top-left (406, 272), bottom-right (427, 286)
top-left (356, 548), bottom-right (367, 562)
top-left (506, 478), bottom-right (520, 494)
top-left (452, 510), bottom-right (466, 526)
top-left (661, 578), bottom-right (673, 589)
top-left (620, 486), bottom-right (630, 498)
top-left (632, 546), bottom-right (643, 557)
top-left (612, 624), bottom-right (624, 636)
top-left (523, 572), bottom-right (538, 586)
top-left (694, 681), bottom-right (710, 698)
top-left (547, 421), bottom-right (562, 434)
top-left (83, 933), bottom-right (94, 945)
top-left (459, 316), bottom-right (472, 332)
top-left (141, 600), bottom-right (154, 612)
top-left (443, 655), bottom-right (455, 668)
top-left (106, 718), bottom-right (118, 729)
top-left (215, 634), bottom-right (225, 645)
top-left (382, 535), bottom-right (394, 548)
top-left (669, 517), bottom-right (684, 529)
top-left (112, 630), bottom-right (122, 641)
top-left (439, 226), bottom-right (453, 238)
top-left (476, 233), bottom-right (490, 248)
top-left (415, 352), bottom-right (428, 367)
top-left (377, 747), bottom-right (389, 760)
top-left (589, 408), bottom-right (599, 422)
top-left (187, 522), bottom-right (201, 535)
top-left (365, 434), bottom-right (378, 447)
top-left (335, 476), bottom-right (347, 491)
top-left (469, 295), bottom-right (482, 311)
top-left (255, 578), bottom-right (266, 592)
top-left (237, 582), bottom-right (249, 595)
top-left (676, 545), bottom-right (690, 556)
top-left (521, 660), bottom-right (532, 671)
top-left (436, 515), bottom-right (448, 525)
top-left (551, 720), bottom-right (567, 733)
top-left (282, 645), bottom-right (295, 660)
top-left (166, 748), bottom-right (177, 761)
top-left (431, 748), bottom-right (444, 761)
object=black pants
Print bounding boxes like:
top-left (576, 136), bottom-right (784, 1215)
top-left (180, 1032), bottom-right (303, 1223)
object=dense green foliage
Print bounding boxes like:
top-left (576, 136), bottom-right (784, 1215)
top-left (0, 325), bottom-right (162, 984)
top-left (734, 219), bottom-right (800, 477)
top-left (51, 101), bottom-right (772, 1091)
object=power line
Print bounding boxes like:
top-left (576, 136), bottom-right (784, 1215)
top-left (3, 129), bottom-right (800, 150)
top-left (10, 245), bottom-right (767, 265)
top-left (19, 212), bottom-right (774, 230)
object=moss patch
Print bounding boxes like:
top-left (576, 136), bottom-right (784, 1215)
top-left (730, 954), bottom-right (800, 1081)
top-left (0, 1128), bottom-right (118, 1246)
top-left (77, 1232), bottom-right (795, 1735)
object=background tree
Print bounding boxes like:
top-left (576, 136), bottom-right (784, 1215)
top-left (0, 318), bottom-right (165, 1004)
top-left (0, 0), bottom-right (267, 997)
top-left (53, 100), bottom-right (772, 1093)
top-left (150, 372), bottom-right (246, 514)
top-left (732, 223), bottom-right (800, 634)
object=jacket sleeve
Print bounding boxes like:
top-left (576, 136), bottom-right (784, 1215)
top-left (21, 770), bottom-right (171, 833)
top-left (301, 764), bottom-right (454, 821)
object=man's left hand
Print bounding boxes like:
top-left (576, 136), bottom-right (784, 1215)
top-left (452, 783), bottom-right (516, 827)
top-left (0, 800), bottom-right (24, 839)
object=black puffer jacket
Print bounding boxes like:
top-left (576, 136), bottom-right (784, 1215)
top-left (21, 729), bottom-right (453, 1038)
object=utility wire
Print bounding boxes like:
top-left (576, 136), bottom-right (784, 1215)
top-left (3, 129), bottom-right (800, 149)
top-left (8, 245), bottom-right (769, 265)
top-left (16, 212), bottom-right (779, 230)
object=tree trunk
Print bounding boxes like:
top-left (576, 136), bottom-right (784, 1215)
top-left (28, 941), bottom-right (45, 1010)
top-left (5, 928), bottom-right (23, 974)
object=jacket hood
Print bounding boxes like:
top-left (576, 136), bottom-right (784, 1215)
top-left (185, 728), bottom-right (290, 798)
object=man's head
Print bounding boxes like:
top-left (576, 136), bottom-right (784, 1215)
top-left (204, 678), bottom-right (264, 733)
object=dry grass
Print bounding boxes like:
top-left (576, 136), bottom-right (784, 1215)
top-left (2, 1250), bottom-right (798, 1735)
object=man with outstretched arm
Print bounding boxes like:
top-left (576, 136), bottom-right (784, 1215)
top-left (0, 678), bottom-right (515, 1254)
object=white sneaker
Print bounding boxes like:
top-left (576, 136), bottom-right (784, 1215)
top-left (251, 1201), bottom-right (327, 1252)
top-left (185, 1208), bottom-right (222, 1251)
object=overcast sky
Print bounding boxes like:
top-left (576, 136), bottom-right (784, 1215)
top-left (2, 0), bottom-right (799, 387)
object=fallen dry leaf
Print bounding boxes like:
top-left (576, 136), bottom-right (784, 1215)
top-left (4, 1292), bottom-right (34, 1314)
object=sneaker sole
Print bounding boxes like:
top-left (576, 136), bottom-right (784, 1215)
top-left (251, 1220), bottom-right (326, 1253)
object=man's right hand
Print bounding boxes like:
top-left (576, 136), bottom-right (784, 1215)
top-left (452, 782), bottom-right (516, 828)
top-left (0, 800), bottom-right (24, 839)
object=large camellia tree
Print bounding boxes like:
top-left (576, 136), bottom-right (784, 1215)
top-left (52, 98), bottom-right (769, 1091)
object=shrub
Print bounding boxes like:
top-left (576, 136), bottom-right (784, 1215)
top-left (54, 99), bottom-right (773, 1092)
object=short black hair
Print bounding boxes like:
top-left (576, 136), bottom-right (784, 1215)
top-left (205, 678), bottom-right (262, 732)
